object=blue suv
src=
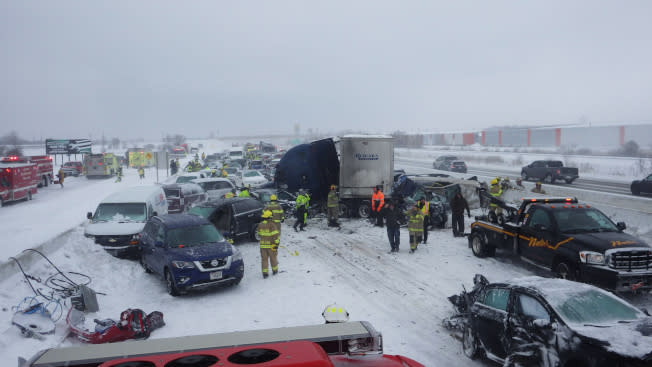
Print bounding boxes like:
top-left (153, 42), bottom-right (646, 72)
top-left (139, 214), bottom-right (244, 296)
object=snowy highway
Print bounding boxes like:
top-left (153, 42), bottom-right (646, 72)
top-left (1, 144), bottom-right (651, 367)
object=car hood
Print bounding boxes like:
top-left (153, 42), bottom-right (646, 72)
top-left (568, 232), bottom-right (649, 252)
top-left (166, 242), bottom-right (233, 261)
top-left (85, 221), bottom-right (145, 236)
top-left (571, 318), bottom-right (652, 359)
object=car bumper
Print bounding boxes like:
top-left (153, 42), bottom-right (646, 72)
top-left (85, 234), bottom-right (140, 258)
top-left (173, 260), bottom-right (245, 292)
top-left (580, 264), bottom-right (652, 292)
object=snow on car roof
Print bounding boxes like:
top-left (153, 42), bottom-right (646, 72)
top-left (101, 185), bottom-right (164, 203)
top-left (341, 134), bottom-right (393, 139)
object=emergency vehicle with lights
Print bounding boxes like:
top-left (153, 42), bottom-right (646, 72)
top-left (85, 153), bottom-right (118, 178)
top-left (2, 155), bottom-right (53, 187)
top-left (21, 321), bottom-right (424, 367)
top-left (0, 159), bottom-right (39, 207)
top-left (468, 197), bottom-right (652, 292)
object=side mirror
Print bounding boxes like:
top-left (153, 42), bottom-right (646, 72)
top-left (616, 222), bottom-right (626, 231)
top-left (87, 212), bottom-right (93, 219)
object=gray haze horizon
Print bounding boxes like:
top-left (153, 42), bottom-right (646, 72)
top-left (2, 1), bottom-right (652, 141)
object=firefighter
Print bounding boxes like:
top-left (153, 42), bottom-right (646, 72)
top-left (327, 185), bottom-right (340, 227)
top-left (138, 166), bottom-right (145, 179)
top-left (531, 181), bottom-right (547, 194)
top-left (201, 152), bottom-right (206, 161)
top-left (238, 185), bottom-right (250, 197)
top-left (406, 202), bottom-right (424, 253)
top-left (265, 194), bottom-right (284, 234)
top-left (371, 185), bottom-right (385, 227)
top-left (57, 168), bottom-right (65, 188)
top-left (489, 178), bottom-right (503, 222)
top-left (293, 189), bottom-right (309, 232)
top-left (419, 197), bottom-right (430, 244)
top-left (450, 191), bottom-right (471, 237)
top-left (115, 166), bottom-right (123, 183)
top-left (258, 210), bottom-right (280, 278)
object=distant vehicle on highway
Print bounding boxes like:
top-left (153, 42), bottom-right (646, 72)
top-left (631, 173), bottom-right (652, 196)
top-left (61, 161), bottom-right (83, 177)
top-left (520, 160), bottom-right (579, 184)
top-left (432, 155), bottom-right (458, 170)
top-left (447, 160), bottom-right (467, 173)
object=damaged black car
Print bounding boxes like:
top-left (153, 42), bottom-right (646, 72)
top-left (443, 275), bottom-right (652, 367)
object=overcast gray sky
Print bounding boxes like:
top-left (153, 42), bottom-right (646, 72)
top-left (2, 1), bottom-right (652, 140)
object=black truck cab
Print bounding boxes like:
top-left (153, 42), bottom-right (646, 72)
top-left (469, 197), bottom-right (652, 292)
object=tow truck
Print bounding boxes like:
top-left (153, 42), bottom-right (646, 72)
top-left (468, 195), bottom-right (652, 292)
top-left (21, 321), bottom-right (424, 367)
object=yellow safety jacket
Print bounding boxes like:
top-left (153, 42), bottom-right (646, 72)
top-left (265, 202), bottom-right (284, 223)
top-left (327, 191), bottom-right (339, 208)
top-left (258, 220), bottom-right (280, 249)
top-left (489, 184), bottom-right (502, 208)
top-left (407, 208), bottom-right (424, 234)
top-left (420, 201), bottom-right (429, 216)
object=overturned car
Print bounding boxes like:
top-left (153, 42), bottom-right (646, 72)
top-left (443, 274), bottom-right (652, 367)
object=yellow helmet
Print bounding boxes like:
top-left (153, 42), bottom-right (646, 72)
top-left (270, 194), bottom-right (277, 201)
top-left (330, 185), bottom-right (336, 190)
top-left (491, 178), bottom-right (499, 185)
top-left (261, 210), bottom-right (273, 218)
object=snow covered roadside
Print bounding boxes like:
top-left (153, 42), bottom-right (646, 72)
top-left (396, 146), bottom-right (652, 182)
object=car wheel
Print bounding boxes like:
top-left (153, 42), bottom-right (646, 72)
top-left (251, 223), bottom-right (260, 241)
top-left (27, 191), bottom-right (32, 201)
top-left (521, 171), bottom-right (528, 180)
top-left (140, 257), bottom-right (152, 273)
top-left (470, 233), bottom-right (488, 258)
top-left (565, 178), bottom-right (574, 184)
top-left (358, 201), bottom-right (371, 218)
top-left (165, 269), bottom-right (180, 297)
top-left (544, 174), bottom-right (555, 184)
top-left (462, 323), bottom-right (479, 359)
top-left (554, 261), bottom-right (576, 281)
top-left (338, 203), bottom-right (349, 218)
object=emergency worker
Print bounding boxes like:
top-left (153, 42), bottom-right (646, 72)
top-left (327, 185), bottom-right (340, 227)
top-left (264, 194), bottom-right (284, 233)
top-left (450, 191), bottom-right (471, 237)
top-left (531, 181), bottom-right (547, 194)
top-left (293, 189), bottom-right (309, 231)
top-left (170, 160), bottom-right (177, 175)
top-left (419, 197), bottom-right (430, 244)
top-left (224, 189), bottom-right (236, 198)
top-left (238, 185), bottom-right (250, 197)
top-left (201, 152), bottom-right (206, 161)
top-left (57, 168), bottom-right (65, 188)
top-left (258, 210), bottom-right (280, 278)
top-left (489, 178), bottom-right (503, 220)
top-left (371, 185), bottom-right (385, 227)
top-left (406, 203), bottom-right (424, 253)
top-left (382, 200), bottom-right (402, 252)
top-left (138, 166), bottom-right (145, 179)
top-left (115, 166), bottom-right (123, 183)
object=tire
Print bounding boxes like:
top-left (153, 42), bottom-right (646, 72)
top-left (338, 203), bottom-right (349, 218)
top-left (165, 269), bottom-right (180, 297)
top-left (554, 261), bottom-right (577, 281)
top-left (470, 233), bottom-right (489, 258)
top-left (521, 171), bottom-right (528, 181)
top-left (358, 201), bottom-right (371, 218)
top-left (544, 174), bottom-right (555, 184)
top-left (462, 323), bottom-right (480, 359)
top-left (27, 191), bottom-right (32, 201)
top-left (565, 178), bottom-right (574, 184)
top-left (250, 223), bottom-right (260, 241)
top-left (140, 257), bottom-right (152, 273)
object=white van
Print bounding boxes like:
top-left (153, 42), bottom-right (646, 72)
top-left (229, 147), bottom-right (244, 159)
top-left (84, 185), bottom-right (168, 257)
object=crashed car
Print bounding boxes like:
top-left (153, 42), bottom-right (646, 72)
top-left (444, 274), bottom-right (652, 367)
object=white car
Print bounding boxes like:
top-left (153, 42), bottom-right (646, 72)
top-left (223, 167), bottom-right (242, 187)
top-left (164, 172), bottom-right (206, 184)
top-left (241, 170), bottom-right (268, 188)
top-left (191, 177), bottom-right (235, 199)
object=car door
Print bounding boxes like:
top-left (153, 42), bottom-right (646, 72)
top-left (518, 207), bottom-right (556, 265)
top-left (141, 221), bottom-right (163, 274)
top-left (504, 291), bottom-right (555, 364)
top-left (471, 286), bottom-right (511, 359)
top-left (150, 223), bottom-right (168, 275)
top-left (528, 161), bottom-right (546, 180)
top-left (234, 200), bottom-right (258, 237)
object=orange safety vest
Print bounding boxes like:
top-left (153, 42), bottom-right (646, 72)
top-left (371, 190), bottom-right (385, 212)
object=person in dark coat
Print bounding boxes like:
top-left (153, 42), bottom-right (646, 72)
top-left (170, 160), bottom-right (177, 175)
top-left (450, 191), bottom-right (471, 237)
top-left (382, 200), bottom-right (402, 252)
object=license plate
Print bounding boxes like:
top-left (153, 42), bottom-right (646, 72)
top-left (210, 271), bottom-right (222, 280)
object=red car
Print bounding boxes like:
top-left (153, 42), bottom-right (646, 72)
top-left (61, 161), bottom-right (83, 176)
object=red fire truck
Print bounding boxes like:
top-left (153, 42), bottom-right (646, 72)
top-left (2, 155), bottom-right (53, 187)
top-left (0, 160), bottom-right (38, 207)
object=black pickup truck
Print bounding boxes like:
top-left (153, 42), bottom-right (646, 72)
top-left (520, 160), bottom-right (579, 184)
top-left (468, 197), bottom-right (652, 292)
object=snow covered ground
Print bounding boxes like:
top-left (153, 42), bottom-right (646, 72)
top-left (1, 141), bottom-right (651, 366)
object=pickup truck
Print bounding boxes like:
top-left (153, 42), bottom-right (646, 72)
top-left (468, 197), bottom-right (652, 292)
top-left (520, 160), bottom-right (579, 184)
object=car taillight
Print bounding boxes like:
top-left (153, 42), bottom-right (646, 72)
top-left (98, 162), bottom-right (103, 165)
top-left (556, 169), bottom-right (560, 174)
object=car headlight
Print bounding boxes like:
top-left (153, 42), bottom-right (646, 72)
top-left (579, 251), bottom-right (605, 265)
top-left (171, 260), bottom-right (195, 269)
top-left (231, 246), bottom-right (243, 262)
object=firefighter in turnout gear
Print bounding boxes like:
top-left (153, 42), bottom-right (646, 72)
top-left (419, 197), bottom-right (429, 243)
top-left (371, 185), bottom-right (385, 227)
top-left (138, 166), bottom-right (145, 179)
top-left (57, 168), bottom-right (65, 188)
top-left (293, 189), bottom-right (309, 232)
top-left (531, 181), bottom-right (547, 194)
top-left (238, 185), bottom-right (250, 197)
top-left (489, 178), bottom-right (503, 221)
top-left (258, 210), bottom-right (280, 278)
top-left (327, 185), bottom-right (340, 227)
top-left (264, 194), bottom-right (284, 233)
top-left (406, 203), bottom-right (425, 253)
top-left (224, 189), bottom-right (236, 199)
